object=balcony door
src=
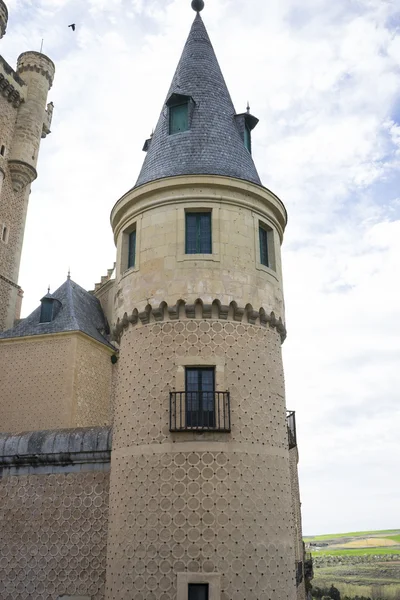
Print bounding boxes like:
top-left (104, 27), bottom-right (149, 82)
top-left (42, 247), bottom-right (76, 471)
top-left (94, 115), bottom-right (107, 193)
top-left (185, 367), bottom-right (215, 428)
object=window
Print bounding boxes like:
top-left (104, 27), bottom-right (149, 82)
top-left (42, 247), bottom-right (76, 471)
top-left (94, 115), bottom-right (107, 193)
top-left (188, 584), bottom-right (209, 600)
top-left (170, 103), bottom-right (189, 134)
top-left (0, 145), bottom-right (5, 156)
top-left (1, 225), bottom-right (7, 243)
top-left (186, 367), bottom-right (215, 428)
top-left (40, 298), bottom-right (54, 323)
top-left (259, 224), bottom-right (270, 267)
top-left (185, 212), bottom-right (212, 254)
top-left (244, 124), bottom-right (251, 153)
top-left (128, 230), bottom-right (136, 269)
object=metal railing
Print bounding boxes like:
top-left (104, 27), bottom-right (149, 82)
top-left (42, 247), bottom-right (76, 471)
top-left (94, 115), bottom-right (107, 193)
top-left (287, 410), bottom-right (297, 449)
top-left (296, 560), bottom-right (303, 586)
top-left (170, 391), bottom-right (231, 432)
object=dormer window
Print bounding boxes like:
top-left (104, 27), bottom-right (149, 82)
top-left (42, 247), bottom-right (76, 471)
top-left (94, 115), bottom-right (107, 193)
top-left (235, 110), bottom-right (259, 155)
top-left (244, 124), bottom-right (251, 153)
top-left (40, 298), bottom-right (55, 323)
top-left (166, 93), bottom-right (194, 135)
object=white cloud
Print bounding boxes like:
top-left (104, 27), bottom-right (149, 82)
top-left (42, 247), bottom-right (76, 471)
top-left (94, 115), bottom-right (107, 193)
top-left (1, 0), bottom-right (399, 535)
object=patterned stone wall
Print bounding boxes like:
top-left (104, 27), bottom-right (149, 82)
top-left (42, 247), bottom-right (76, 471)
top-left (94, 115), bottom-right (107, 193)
top-left (0, 470), bottom-right (109, 600)
top-left (106, 320), bottom-right (296, 600)
top-left (0, 335), bottom-right (75, 432)
top-left (0, 333), bottom-right (113, 433)
top-left (74, 335), bottom-right (113, 428)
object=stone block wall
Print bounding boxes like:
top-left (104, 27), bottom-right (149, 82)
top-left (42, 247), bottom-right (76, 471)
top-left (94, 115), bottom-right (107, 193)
top-left (106, 319), bottom-right (296, 600)
top-left (0, 333), bottom-right (113, 434)
top-left (0, 427), bottom-right (111, 600)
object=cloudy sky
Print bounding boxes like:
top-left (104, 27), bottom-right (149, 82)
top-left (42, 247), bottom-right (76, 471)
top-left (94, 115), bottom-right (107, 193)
top-left (2, 0), bottom-right (400, 535)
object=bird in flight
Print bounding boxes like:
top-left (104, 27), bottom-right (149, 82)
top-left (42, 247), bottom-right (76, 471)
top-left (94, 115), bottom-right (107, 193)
top-left (68, 24), bottom-right (76, 31)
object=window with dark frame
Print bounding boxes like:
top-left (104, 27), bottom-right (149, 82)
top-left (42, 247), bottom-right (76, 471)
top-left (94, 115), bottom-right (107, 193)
top-left (188, 583), bottom-right (209, 600)
top-left (259, 224), bottom-right (269, 267)
top-left (244, 124), bottom-right (251, 153)
top-left (40, 298), bottom-right (54, 323)
top-left (170, 102), bottom-right (189, 134)
top-left (185, 367), bottom-right (215, 428)
top-left (185, 212), bottom-right (212, 254)
top-left (127, 229), bottom-right (136, 269)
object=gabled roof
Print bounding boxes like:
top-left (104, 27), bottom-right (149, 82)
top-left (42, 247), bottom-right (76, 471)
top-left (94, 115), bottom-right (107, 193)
top-left (0, 277), bottom-right (114, 349)
top-left (135, 13), bottom-right (262, 188)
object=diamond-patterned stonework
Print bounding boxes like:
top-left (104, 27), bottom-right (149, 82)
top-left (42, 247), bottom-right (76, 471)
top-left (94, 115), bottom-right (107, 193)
top-left (106, 320), bottom-right (296, 600)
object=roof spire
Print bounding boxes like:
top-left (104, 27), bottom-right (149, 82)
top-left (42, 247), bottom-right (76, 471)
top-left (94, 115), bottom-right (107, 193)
top-left (67, 268), bottom-right (71, 280)
top-left (47, 285), bottom-right (50, 294)
top-left (191, 0), bottom-right (204, 12)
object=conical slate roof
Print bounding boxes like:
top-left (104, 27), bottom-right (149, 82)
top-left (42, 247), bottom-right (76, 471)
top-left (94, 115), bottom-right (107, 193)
top-left (0, 278), bottom-right (114, 348)
top-left (135, 13), bottom-right (262, 188)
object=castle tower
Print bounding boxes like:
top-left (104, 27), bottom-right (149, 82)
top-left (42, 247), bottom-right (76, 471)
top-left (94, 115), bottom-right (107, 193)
top-left (0, 0), bottom-right (7, 39)
top-left (106, 5), bottom-right (297, 600)
top-left (0, 1), bottom-right (55, 330)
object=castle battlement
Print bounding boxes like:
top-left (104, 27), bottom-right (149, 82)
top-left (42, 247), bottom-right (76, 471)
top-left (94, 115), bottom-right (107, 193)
top-left (0, 0), bottom-right (7, 39)
top-left (0, 56), bottom-right (26, 107)
top-left (17, 51), bottom-right (55, 89)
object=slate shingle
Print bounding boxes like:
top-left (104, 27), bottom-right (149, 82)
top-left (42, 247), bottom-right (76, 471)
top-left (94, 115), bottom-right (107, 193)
top-left (135, 13), bottom-right (262, 188)
top-left (0, 278), bottom-right (114, 348)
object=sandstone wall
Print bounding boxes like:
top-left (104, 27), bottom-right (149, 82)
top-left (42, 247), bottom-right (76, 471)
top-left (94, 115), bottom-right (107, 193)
top-left (0, 333), bottom-right (113, 433)
top-left (106, 319), bottom-right (296, 600)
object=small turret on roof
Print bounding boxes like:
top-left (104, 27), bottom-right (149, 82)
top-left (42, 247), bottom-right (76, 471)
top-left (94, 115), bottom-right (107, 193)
top-left (136, 4), bottom-right (262, 188)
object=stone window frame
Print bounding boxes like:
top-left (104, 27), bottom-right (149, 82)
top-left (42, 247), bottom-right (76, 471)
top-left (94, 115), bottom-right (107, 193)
top-left (120, 214), bottom-right (142, 277)
top-left (253, 213), bottom-right (278, 279)
top-left (177, 572), bottom-right (221, 600)
top-left (175, 356), bottom-right (226, 394)
top-left (177, 204), bottom-right (221, 263)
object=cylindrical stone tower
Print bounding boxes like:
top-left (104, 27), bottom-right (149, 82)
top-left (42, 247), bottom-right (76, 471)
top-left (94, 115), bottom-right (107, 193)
top-left (0, 0), bottom-right (7, 39)
top-left (106, 6), bottom-right (297, 600)
top-left (9, 51), bottom-right (55, 192)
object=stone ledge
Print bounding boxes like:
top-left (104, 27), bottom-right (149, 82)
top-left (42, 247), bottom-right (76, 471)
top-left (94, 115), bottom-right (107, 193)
top-left (113, 298), bottom-right (287, 343)
top-left (0, 426), bottom-right (112, 472)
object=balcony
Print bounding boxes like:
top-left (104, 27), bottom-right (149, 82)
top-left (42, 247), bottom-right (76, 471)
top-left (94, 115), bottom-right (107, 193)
top-left (296, 560), bottom-right (303, 586)
top-left (169, 391), bottom-right (231, 432)
top-left (286, 410), bottom-right (297, 449)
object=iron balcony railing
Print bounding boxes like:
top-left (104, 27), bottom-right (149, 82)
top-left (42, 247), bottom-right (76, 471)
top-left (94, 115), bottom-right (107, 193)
top-left (296, 560), bottom-right (304, 586)
top-left (170, 391), bottom-right (231, 432)
top-left (287, 410), bottom-right (297, 449)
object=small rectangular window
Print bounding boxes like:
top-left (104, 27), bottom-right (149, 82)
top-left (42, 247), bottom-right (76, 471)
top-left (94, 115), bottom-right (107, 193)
top-left (170, 103), bottom-right (189, 134)
top-left (40, 299), bottom-right (54, 323)
top-left (186, 212), bottom-right (212, 254)
top-left (128, 230), bottom-right (136, 269)
top-left (188, 583), bottom-right (209, 600)
top-left (259, 225), bottom-right (269, 267)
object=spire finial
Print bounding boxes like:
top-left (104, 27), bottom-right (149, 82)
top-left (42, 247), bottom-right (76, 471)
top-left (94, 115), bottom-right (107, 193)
top-left (246, 101), bottom-right (251, 114)
top-left (191, 0), bottom-right (204, 12)
top-left (67, 268), bottom-right (71, 280)
top-left (47, 285), bottom-right (50, 294)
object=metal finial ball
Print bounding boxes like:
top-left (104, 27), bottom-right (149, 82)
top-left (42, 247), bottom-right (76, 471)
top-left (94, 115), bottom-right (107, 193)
top-left (191, 0), bottom-right (205, 12)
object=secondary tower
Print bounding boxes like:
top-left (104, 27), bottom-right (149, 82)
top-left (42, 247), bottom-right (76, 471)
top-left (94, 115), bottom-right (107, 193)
top-left (0, 0), bottom-right (55, 330)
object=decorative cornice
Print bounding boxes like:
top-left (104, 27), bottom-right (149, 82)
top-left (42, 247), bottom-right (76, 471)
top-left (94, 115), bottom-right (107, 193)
top-left (113, 298), bottom-right (287, 343)
top-left (0, 72), bottom-right (24, 107)
top-left (0, 272), bottom-right (21, 290)
top-left (7, 159), bottom-right (37, 192)
top-left (17, 51), bottom-right (55, 88)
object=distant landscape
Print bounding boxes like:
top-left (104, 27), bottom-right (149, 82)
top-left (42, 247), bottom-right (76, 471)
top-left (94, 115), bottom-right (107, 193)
top-left (305, 529), bottom-right (400, 600)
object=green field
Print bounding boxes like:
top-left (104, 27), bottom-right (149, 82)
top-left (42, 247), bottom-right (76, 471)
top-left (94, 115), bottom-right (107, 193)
top-left (306, 529), bottom-right (400, 599)
top-left (305, 530), bottom-right (400, 543)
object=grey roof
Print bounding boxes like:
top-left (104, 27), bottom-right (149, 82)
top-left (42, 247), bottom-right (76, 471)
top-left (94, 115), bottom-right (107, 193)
top-left (0, 426), bottom-right (112, 467)
top-left (0, 277), bottom-right (114, 348)
top-left (135, 13), bottom-right (262, 188)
